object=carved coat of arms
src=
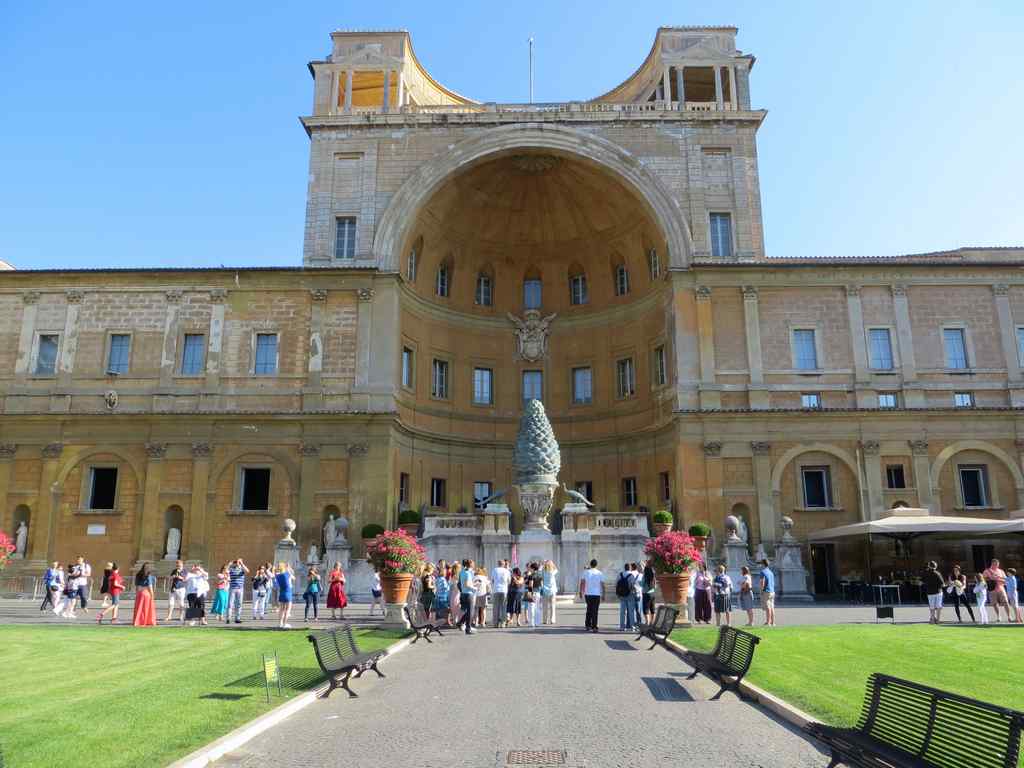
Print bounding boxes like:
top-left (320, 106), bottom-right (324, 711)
top-left (507, 310), bottom-right (556, 362)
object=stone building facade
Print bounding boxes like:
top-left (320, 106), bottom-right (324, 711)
top-left (3, 27), bottom-right (1022, 588)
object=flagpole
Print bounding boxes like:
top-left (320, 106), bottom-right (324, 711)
top-left (528, 36), bottom-right (534, 104)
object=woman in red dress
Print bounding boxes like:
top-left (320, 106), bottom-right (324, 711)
top-left (326, 562), bottom-right (347, 620)
top-left (132, 562), bottom-right (158, 626)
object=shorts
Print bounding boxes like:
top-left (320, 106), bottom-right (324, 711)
top-left (992, 590), bottom-right (1010, 607)
top-left (1008, 592), bottom-right (1019, 607)
top-left (371, 589), bottom-right (382, 598)
top-left (763, 593), bottom-right (775, 611)
top-left (713, 594), bottom-right (731, 613)
top-left (110, 594), bottom-right (120, 605)
top-left (927, 592), bottom-right (943, 610)
top-left (169, 588), bottom-right (187, 608)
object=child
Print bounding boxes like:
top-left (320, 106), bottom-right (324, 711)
top-left (973, 572), bottom-right (989, 625)
top-left (1006, 568), bottom-right (1022, 624)
top-left (369, 567), bottom-right (384, 616)
top-left (97, 563), bottom-right (124, 624)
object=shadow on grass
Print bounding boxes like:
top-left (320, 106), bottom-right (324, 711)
top-left (199, 692), bottom-right (253, 701)
top-left (225, 667), bottom-right (324, 691)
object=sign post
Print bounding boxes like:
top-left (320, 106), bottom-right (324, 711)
top-left (262, 652), bottom-right (282, 703)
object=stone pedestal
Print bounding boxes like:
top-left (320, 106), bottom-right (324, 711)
top-left (481, 503), bottom-right (513, 567)
top-left (274, 539), bottom-right (303, 591)
top-left (516, 528), bottom-right (557, 571)
top-left (323, 542), bottom-right (352, 571)
top-left (723, 539), bottom-right (749, 589)
top-left (775, 541), bottom-right (814, 601)
top-left (381, 602), bottom-right (410, 630)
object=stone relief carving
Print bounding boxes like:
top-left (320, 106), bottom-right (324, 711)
top-left (347, 443), bottom-right (368, 457)
top-left (703, 441), bottom-right (722, 458)
top-left (298, 442), bottom-right (321, 456)
top-left (104, 390), bottom-right (118, 410)
top-left (356, 288), bottom-right (375, 301)
top-left (42, 443), bottom-right (63, 459)
top-left (65, 290), bottom-right (85, 304)
top-left (861, 440), bottom-right (880, 455)
top-left (750, 441), bottom-right (771, 455)
top-left (191, 442), bottom-right (212, 458)
top-left (0, 444), bottom-right (16, 459)
top-left (22, 291), bottom-right (40, 305)
top-left (145, 443), bottom-right (167, 460)
top-left (209, 289), bottom-right (227, 303)
top-left (507, 310), bottom-right (556, 362)
top-left (909, 439), bottom-right (929, 455)
top-left (310, 289), bottom-right (328, 301)
top-left (165, 290), bottom-right (183, 303)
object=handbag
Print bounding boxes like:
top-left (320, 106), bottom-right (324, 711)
top-left (524, 590), bottom-right (535, 603)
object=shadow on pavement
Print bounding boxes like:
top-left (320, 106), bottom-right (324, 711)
top-left (641, 676), bottom-right (695, 702)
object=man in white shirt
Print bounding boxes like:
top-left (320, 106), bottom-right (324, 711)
top-left (491, 559), bottom-right (511, 628)
top-left (578, 559), bottom-right (605, 633)
top-left (75, 556), bottom-right (92, 613)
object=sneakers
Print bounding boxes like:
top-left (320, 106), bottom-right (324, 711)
top-left (234, 619), bottom-right (242, 624)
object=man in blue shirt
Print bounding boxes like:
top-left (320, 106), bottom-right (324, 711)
top-left (456, 559), bottom-right (477, 634)
top-left (760, 559), bottom-right (776, 627)
top-left (227, 558), bottom-right (250, 624)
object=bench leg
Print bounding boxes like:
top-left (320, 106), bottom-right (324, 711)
top-left (370, 660), bottom-right (386, 678)
top-left (686, 668), bottom-right (699, 680)
top-left (710, 683), bottom-right (727, 701)
top-left (339, 670), bottom-right (358, 698)
top-left (320, 677), bottom-right (340, 699)
top-left (423, 631), bottom-right (433, 644)
top-left (824, 752), bottom-right (842, 768)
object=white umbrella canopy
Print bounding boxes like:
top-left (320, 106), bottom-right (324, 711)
top-left (808, 514), bottom-right (1024, 541)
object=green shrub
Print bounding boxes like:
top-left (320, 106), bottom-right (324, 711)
top-left (361, 523), bottom-right (385, 539)
top-left (652, 510), bottom-right (674, 524)
top-left (688, 521), bottom-right (712, 537)
top-left (397, 509), bottom-right (421, 525)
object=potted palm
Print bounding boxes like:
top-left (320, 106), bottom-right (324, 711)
top-left (687, 522), bottom-right (712, 553)
top-left (360, 523), bottom-right (384, 544)
top-left (365, 529), bottom-right (426, 605)
top-left (651, 510), bottom-right (674, 536)
top-left (644, 531), bottom-right (703, 608)
top-left (397, 509), bottom-right (421, 536)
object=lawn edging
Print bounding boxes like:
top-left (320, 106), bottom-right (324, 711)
top-left (167, 634), bottom-right (415, 768)
top-left (663, 636), bottom-right (818, 729)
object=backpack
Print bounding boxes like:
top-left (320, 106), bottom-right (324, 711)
top-left (615, 572), bottom-right (632, 598)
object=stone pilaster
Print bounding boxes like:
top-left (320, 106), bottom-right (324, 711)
top-left (159, 290), bottom-right (183, 388)
top-left (993, 285), bottom-right (1024, 405)
top-left (860, 440), bottom-right (884, 521)
top-left (15, 291), bottom-right (40, 378)
top-left (34, 443), bottom-right (63, 560)
top-left (188, 443), bottom-right (212, 562)
top-left (305, 289), bottom-right (327, 409)
top-left (203, 289), bottom-right (227, 409)
top-left (695, 286), bottom-right (720, 409)
top-left (352, 284), bottom-right (399, 411)
top-left (137, 443), bottom-right (167, 561)
top-left (58, 290), bottom-right (84, 386)
top-left (909, 440), bottom-right (933, 511)
top-left (742, 286), bottom-right (768, 409)
top-left (0, 445), bottom-right (14, 541)
top-left (751, 441), bottom-right (774, 547)
top-left (298, 442), bottom-right (321, 550)
top-left (845, 286), bottom-right (873, 407)
top-left (891, 285), bottom-right (924, 407)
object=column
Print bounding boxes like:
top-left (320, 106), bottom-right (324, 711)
top-left (993, 285), bottom-right (1024, 405)
top-left (353, 284), bottom-right (399, 411)
top-left (14, 291), bottom-right (40, 377)
top-left (713, 65), bottom-right (724, 110)
top-left (137, 443), bottom-right (166, 561)
top-left (203, 289), bottom-right (226, 406)
top-left (332, 69), bottom-right (342, 114)
top-left (159, 290), bottom-right (182, 387)
top-left (751, 442), bottom-right (775, 547)
top-left (0, 445), bottom-right (14, 545)
top-left (861, 441), bottom-right (884, 521)
top-left (727, 65), bottom-right (737, 110)
top-left (910, 440), bottom-right (934, 512)
top-left (298, 443), bottom-right (321, 552)
top-left (742, 286), bottom-right (769, 409)
top-left (676, 66), bottom-right (685, 110)
top-left (187, 443), bottom-right (212, 562)
top-left (845, 285), bottom-right (873, 406)
top-left (891, 285), bottom-right (923, 406)
top-left (662, 65), bottom-right (671, 105)
top-left (382, 69), bottom-right (391, 112)
top-left (306, 289), bottom-right (327, 409)
top-left (396, 72), bottom-right (405, 108)
top-left (33, 444), bottom-right (62, 560)
top-left (703, 441), bottom-right (726, 541)
top-left (695, 286), bottom-right (720, 409)
top-left (58, 290), bottom-right (83, 386)
top-left (344, 70), bottom-right (353, 113)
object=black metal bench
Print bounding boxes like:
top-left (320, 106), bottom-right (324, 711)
top-left (806, 672), bottom-right (1024, 768)
top-left (307, 624), bottom-right (386, 698)
top-left (683, 625), bottom-right (760, 700)
top-left (405, 603), bottom-right (447, 643)
top-left (634, 605), bottom-right (678, 650)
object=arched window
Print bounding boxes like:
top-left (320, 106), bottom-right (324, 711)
top-left (435, 261), bottom-right (450, 297)
top-left (614, 263), bottom-right (630, 296)
top-left (523, 267), bottom-right (542, 309)
top-left (406, 237), bottom-right (421, 283)
top-left (569, 266), bottom-right (588, 306)
top-left (475, 270), bottom-right (493, 306)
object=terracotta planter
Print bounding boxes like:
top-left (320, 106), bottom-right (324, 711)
top-left (380, 573), bottom-right (414, 604)
top-left (652, 522), bottom-right (673, 536)
top-left (690, 535), bottom-right (708, 553)
top-left (657, 572), bottom-right (691, 606)
top-left (399, 522), bottom-right (419, 536)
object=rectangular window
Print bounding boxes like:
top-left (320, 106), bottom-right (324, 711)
top-left (622, 477), bottom-right (638, 508)
top-left (793, 329), bottom-right (819, 370)
top-left (401, 347), bottom-right (414, 389)
top-left (575, 481), bottom-right (593, 503)
top-left (709, 212), bottom-right (733, 258)
top-left (399, 472), bottom-right (409, 504)
top-left (943, 328), bottom-right (968, 369)
top-left (1018, 328), bottom-right (1024, 366)
top-left (475, 275), bottom-right (493, 306)
top-left (569, 275), bottom-right (588, 306)
top-left (435, 265), bottom-right (449, 297)
top-left (473, 367), bottom-right (493, 405)
top-left (958, 465), bottom-right (989, 507)
top-left (473, 481), bottom-right (493, 509)
top-left (181, 333), bottom-right (206, 375)
top-left (801, 466), bottom-right (833, 509)
top-left (523, 279), bottom-right (542, 309)
top-left (868, 328), bottom-right (894, 370)
top-left (522, 370), bottom-right (543, 402)
top-left (254, 333), bottom-right (278, 375)
top-left (614, 266), bottom-right (630, 296)
top-left (334, 217), bottom-right (357, 260)
top-left (953, 391), bottom-right (974, 408)
top-left (878, 392), bottom-right (898, 408)
top-left (801, 393), bottom-right (821, 409)
top-left (648, 249), bottom-right (660, 280)
top-left (430, 478), bottom-right (446, 507)
top-left (406, 249), bottom-right (417, 282)
top-left (431, 359), bottom-right (449, 399)
top-left (616, 357), bottom-right (636, 398)
top-left (106, 334), bottom-right (130, 374)
top-left (35, 334), bottom-right (59, 376)
top-left (572, 366), bottom-right (592, 404)
top-left (886, 464), bottom-right (906, 490)
top-left (240, 468), bottom-right (271, 511)
top-left (653, 345), bottom-right (667, 387)
top-left (659, 471), bottom-right (671, 502)
top-left (88, 467), bottom-right (118, 510)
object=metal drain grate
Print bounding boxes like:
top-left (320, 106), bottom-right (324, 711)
top-left (505, 750), bottom-right (566, 765)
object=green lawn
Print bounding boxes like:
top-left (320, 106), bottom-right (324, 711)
top-left (671, 624), bottom-right (1024, 724)
top-left (0, 625), bottom-right (407, 768)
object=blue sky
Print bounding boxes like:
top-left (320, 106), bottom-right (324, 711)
top-left (1, 1), bottom-right (1021, 269)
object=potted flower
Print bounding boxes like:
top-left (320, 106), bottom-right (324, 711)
top-left (365, 528), bottom-right (426, 605)
top-left (0, 531), bottom-right (14, 572)
top-left (397, 509), bottom-right (421, 536)
top-left (644, 531), bottom-right (703, 607)
top-left (651, 510), bottom-right (674, 536)
top-left (687, 522), bottom-right (712, 553)
top-left (360, 523), bottom-right (385, 543)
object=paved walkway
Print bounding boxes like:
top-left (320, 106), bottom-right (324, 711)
top-left (213, 612), bottom-right (827, 768)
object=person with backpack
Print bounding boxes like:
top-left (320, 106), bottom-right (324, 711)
top-left (616, 564), bottom-right (638, 631)
top-left (712, 565), bottom-right (733, 627)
